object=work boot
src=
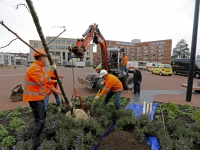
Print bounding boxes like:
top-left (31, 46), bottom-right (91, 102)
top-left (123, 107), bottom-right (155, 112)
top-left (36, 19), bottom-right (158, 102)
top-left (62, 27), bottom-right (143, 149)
top-left (32, 138), bottom-right (40, 150)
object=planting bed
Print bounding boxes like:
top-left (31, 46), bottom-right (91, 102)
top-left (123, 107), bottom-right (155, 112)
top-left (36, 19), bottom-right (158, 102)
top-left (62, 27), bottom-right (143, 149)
top-left (0, 96), bottom-right (200, 150)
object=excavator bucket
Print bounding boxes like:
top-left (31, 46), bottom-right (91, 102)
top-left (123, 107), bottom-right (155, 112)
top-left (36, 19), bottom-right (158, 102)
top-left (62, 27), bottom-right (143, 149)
top-left (77, 77), bottom-right (93, 89)
top-left (68, 46), bottom-right (85, 58)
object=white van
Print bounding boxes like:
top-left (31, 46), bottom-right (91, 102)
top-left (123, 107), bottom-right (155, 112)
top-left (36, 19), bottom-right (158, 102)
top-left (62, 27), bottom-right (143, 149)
top-left (146, 62), bottom-right (162, 71)
top-left (127, 61), bottom-right (139, 73)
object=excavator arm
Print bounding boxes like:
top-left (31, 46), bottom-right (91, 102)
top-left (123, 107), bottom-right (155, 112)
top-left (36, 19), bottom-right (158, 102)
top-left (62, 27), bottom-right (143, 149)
top-left (68, 23), bottom-right (108, 71)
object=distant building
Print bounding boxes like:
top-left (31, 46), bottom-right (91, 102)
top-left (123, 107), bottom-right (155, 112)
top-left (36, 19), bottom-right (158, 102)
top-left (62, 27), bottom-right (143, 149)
top-left (96, 39), bottom-right (172, 64)
top-left (0, 52), bottom-right (15, 65)
top-left (29, 37), bottom-right (93, 65)
top-left (131, 39), bottom-right (141, 44)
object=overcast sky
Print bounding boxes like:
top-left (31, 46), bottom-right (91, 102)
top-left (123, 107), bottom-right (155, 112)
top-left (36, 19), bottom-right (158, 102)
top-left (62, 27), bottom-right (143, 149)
top-left (0, 0), bottom-right (199, 56)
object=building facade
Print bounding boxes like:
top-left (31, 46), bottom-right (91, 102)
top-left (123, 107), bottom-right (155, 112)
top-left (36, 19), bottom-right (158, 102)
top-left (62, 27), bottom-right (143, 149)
top-left (29, 37), bottom-right (93, 65)
top-left (0, 53), bottom-right (15, 65)
top-left (96, 39), bottom-right (172, 64)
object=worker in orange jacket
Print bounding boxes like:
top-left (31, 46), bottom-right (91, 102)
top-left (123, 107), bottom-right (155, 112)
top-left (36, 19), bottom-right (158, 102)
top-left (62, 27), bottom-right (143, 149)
top-left (121, 52), bottom-right (129, 77)
top-left (23, 49), bottom-right (56, 149)
top-left (44, 73), bottom-right (63, 110)
top-left (95, 69), bottom-right (123, 109)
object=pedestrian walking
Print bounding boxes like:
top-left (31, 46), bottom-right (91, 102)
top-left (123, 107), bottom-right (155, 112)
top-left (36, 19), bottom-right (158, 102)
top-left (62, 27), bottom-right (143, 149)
top-left (23, 49), bottom-right (56, 149)
top-left (133, 66), bottom-right (142, 95)
top-left (95, 69), bottom-right (123, 109)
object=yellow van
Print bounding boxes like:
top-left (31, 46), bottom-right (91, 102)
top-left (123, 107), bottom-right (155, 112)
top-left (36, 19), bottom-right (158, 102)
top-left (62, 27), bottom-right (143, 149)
top-left (152, 64), bottom-right (172, 76)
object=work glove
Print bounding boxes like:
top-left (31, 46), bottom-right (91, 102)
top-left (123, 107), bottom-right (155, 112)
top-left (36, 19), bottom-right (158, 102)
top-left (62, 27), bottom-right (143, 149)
top-left (101, 82), bottom-right (104, 85)
top-left (49, 63), bottom-right (56, 71)
top-left (95, 96), bottom-right (100, 100)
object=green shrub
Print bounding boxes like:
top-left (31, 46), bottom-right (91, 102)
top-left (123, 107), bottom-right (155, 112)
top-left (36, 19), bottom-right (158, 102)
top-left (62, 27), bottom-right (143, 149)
top-left (39, 140), bottom-right (57, 150)
top-left (84, 131), bottom-right (93, 143)
top-left (6, 110), bottom-right (21, 119)
top-left (191, 109), bottom-right (200, 122)
top-left (115, 109), bottom-right (136, 130)
top-left (0, 124), bottom-right (9, 141)
top-left (15, 140), bottom-right (33, 150)
top-left (9, 117), bottom-right (25, 131)
top-left (0, 109), bottom-right (9, 118)
top-left (25, 108), bottom-right (32, 114)
top-left (174, 136), bottom-right (194, 150)
top-left (2, 136), bottom-right (15, 148)
top-left (13, 106), bottom-right (24, 111)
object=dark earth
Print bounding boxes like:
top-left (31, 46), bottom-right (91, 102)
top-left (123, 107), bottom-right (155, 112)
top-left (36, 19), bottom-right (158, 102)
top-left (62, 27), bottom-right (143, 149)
top-left (97, 130), bottom-right (150, 150)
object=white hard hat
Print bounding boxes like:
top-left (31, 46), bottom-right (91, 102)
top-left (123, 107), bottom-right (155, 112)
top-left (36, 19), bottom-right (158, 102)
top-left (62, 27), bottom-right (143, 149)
top-left (99, 69), bottom-right (108, 77)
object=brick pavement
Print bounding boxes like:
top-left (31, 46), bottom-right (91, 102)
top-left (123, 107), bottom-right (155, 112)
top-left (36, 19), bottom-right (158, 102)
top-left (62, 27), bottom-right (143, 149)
top-left (0, 66), bottom-right (199, 111)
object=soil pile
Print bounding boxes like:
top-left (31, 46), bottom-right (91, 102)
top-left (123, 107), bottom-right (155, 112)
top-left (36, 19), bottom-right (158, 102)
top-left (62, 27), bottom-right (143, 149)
top-left (97, 130), bottom-right (150, 150)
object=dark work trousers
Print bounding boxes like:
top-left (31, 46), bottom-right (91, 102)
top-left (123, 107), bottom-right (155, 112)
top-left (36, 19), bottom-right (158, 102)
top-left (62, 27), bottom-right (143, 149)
top-left (29, 100), bottom-right (46, 149)
top-left (103, 90), bottom-right (121, 109)
top-left (134, 83), bottom-right (141, 95)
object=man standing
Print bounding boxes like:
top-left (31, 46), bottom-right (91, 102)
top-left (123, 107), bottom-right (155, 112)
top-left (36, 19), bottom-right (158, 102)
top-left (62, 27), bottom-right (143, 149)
top-left (133, 66), bottom-right (142, 95)
top-left (95, 69), bottom-right (123, 109)
top-left (121, 52), bottom-right (129, 77)
top-left (23, 49), bottom-right (56, 149)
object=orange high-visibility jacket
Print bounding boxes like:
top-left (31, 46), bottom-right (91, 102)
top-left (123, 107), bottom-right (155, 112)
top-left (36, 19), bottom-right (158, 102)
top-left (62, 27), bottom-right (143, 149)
top-left (98, 74), bottom-right (123, 97)
top-left (121, 55), bottom-right (128, 66)
top-left (46, 81), bottom-right (61, 95)
top-left (23, 60), bottom-right (55, 102)
top-left (46, 73), bottom-right (62, 95)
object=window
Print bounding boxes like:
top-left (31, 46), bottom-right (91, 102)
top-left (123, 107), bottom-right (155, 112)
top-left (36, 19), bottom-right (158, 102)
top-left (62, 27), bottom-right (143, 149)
top-left (86, 57), bottom-right (90, 61)
top-left (158, 54), bottom-right (163, 57)
top-left (144, 50), bottom-right (148, 53)
top-left (150, 42), bottom-right (155, 45)
top-left (151, 57), bottom-right (155, 60)
top-left (143, 58), bottom-right (148, 61)
top-left (34, 43), bottom-right (38, 48)
top-left (160, 41), bottom-right (166, 44)
top-left (151, 46), bottom-right (155, 49)
top-left (159, 45), bottom-right (164, 49)
top-left (137, 51), bottom-right (140, 54)
top-left (87, 52), bottom-right (90, 56)
top-left (151, 54), bottom-right (155, 57)
top-left (151, 50), bottom-right (155, 53)
top-left (137, 47), bottom-right (141, 50)
top-left (143, 46), bottom-right (148, 50)
top-left (137, 54), bottom-right (141, 58)
top-left (159, 49), bottom-right (164, 53)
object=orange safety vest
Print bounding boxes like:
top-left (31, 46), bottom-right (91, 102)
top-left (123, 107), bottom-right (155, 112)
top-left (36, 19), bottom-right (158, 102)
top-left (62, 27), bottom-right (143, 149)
top-left (99, 74), bottom-right (123, 97)
top-left (122, 55), bottom-right (128, 66)
top-left (23, 60), bottom-right (55, 102)
top-left (46, 81), bottom-right (61, 95)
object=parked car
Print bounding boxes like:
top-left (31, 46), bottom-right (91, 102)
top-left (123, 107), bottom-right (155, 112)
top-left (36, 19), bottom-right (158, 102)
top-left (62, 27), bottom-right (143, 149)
top-left (57, 62), bottom-right (62, 66)
top-left (138, 61), bottom-right (149, 70)
top-left (146, 62), bottom-right (162, 71)
top-left (152, 64), bottom-right (172, 76)
top-left (76, 61), bottom-right (85, 68)
top-left (171, 58), bottom-right (200, 78)
top-left (64, 62), bottom-right (75, 67)
top-left (127, 61), bottom-right (139, 73)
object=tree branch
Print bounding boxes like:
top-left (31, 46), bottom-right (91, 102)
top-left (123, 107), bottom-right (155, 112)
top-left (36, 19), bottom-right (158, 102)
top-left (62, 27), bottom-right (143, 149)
top-left (46, 26), bottom-right (66, 46)
top-left (0, 38), bottom-right (18, 49)
top-left (0, 20), bottom-right (43, 55)
top-left (25, 0), bottom-right (71, 109)
top-left (14, 3), bottom-right (30, 12)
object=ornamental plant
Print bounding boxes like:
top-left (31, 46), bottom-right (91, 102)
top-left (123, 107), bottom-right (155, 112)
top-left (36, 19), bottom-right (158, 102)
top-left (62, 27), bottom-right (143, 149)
top-left (13, 106), bottom-right (24, 111)
top-left (9, 117), bottom-right (25, 131)
top-left (0, 109), bottom-right (9, 118)
top-left (0, 124), bottom-right (9, 141)
top-left (2, 136), bottom-right (15, 148)
top-left (6, 110), bottom-right (21, 119)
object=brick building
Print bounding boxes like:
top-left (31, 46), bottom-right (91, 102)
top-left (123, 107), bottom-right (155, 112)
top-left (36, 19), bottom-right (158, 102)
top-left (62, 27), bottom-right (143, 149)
top-left (95, 39), bottom-right (172, 64)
